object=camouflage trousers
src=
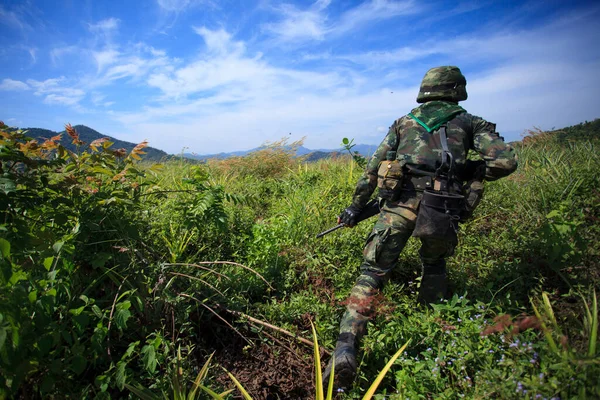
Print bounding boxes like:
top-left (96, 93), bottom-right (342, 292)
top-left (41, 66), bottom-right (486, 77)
top-left (338, 198), bottom-right (457, 346)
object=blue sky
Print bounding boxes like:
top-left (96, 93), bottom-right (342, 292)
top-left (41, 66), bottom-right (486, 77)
top-left (1, 0), bottom-right (599, 154)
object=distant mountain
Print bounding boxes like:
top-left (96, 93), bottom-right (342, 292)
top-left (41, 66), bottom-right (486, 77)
top-left (20, 123), bottom-right (383, 163)
top-left (303, 150), bottom-right (344, 162)
top-left (185, 143), bottom-right (378, 162)
top-left (23, 125), bottom-right (170, 161)
top-left (15, 118), bottom-right (600, 165)
top-left (347, 144), bottom-right (378, 158)
top-left (183, 144), bottom-right (316, 161)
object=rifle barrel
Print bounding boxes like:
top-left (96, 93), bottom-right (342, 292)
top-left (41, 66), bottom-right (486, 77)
top-left (316, 223), bottom-right (344, 238)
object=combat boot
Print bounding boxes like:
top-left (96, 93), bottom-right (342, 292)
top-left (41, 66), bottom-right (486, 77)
top-left (322, 333), bottom-right (358, 390)
top-left (417, 262), bottom-right (448, 305)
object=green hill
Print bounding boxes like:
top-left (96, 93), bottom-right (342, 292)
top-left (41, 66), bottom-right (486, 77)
top-left (23, 125), bottom-right (170, 161)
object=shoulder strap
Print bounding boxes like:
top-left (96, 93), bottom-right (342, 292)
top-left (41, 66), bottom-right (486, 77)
top-left (436, 125), bottom-right (455, 179)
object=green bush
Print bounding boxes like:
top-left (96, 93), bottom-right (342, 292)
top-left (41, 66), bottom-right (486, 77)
top-left (1, 120), bottom-right (599, 399)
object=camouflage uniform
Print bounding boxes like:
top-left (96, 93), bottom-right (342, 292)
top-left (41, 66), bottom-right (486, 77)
top-left (325, 66), bottom-right (518, 388)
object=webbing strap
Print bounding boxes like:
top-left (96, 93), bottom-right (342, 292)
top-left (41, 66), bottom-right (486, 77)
top-left (438, 125), bottom-right (454, 175)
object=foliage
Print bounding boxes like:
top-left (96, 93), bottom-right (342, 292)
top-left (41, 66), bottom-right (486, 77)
top-left (1, 119), bottom-right (599, 399)
top-left (207, 137), bottom-right (306, 179)
top-left (23, 124), bottom-right (171, 161)
top-left (342, 137), bottom-right (368, 170)
top-left (0, 123), bottom-right (239, 398)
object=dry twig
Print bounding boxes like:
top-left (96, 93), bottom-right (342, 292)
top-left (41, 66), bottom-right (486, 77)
top-left (195, 261), bottom-right (274, 290)
top-left (179, 293), bottom-right (252, 345)
top-left (223, 308), bottom-right (331, 356)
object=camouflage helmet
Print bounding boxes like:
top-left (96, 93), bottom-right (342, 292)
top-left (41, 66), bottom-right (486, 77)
top-left (417, 66), bottom-right (468, 103)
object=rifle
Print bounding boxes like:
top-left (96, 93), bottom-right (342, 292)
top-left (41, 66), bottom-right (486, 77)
top-left (316, 199), bottom-right (380, 238)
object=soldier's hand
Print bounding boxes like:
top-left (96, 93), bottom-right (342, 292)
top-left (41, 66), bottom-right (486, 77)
top-left (338, 205), bottom-right (362, 227)
top-left (464, 160), bottom-right (486, 181)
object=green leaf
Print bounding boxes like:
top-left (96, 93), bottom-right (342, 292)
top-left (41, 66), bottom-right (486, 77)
top-left (91, 167), bottom-right (115, 176)
top-left (0, 177), bottom-right (16, 194)
top-left (115, 301), bottom-right (132, 330)
top-left (61, 330), bottom-right (72, 346)
top-left (0, 239), bottom-right (10, 259)
top-left (0, 326), bottom-right (7, 351)
top-left (11, 326), bottom-right (20, 347)
top-left (91, 252), bottom-right (111, 268)
top-left (71, 355), bottom-right (87, 375)
top-left (227, 372), bottom-right (253, 400)
top-left (546, 210), bottom-right (560, 219)
top-left (52, 241), bottom-right (64, 254)
top-left (123, 340), bottom-right (139, 358)
top-left (43, 257), bottom-right (54, 271)
top-left (92, 304), bottom-right (103, 319)
top-left (141, 344), bottom-right (157, 373)
top-left (124, 383), bottom-right (159, 400)
top-left (99, 197), bottom-right (116, 205)
top-left (363, 340), bottom-right (411, 400)
top-left (69, 306), bottom-right (86, 316)
top-left (152, 335), bottom-right (162, 349)
top-left (28, 290), bottom-right (37, 303)
top-left (41, 375), bottom-right (55, 393)
top-left (37, 334), bottom-right (53, 355)
top-left (116, 361), bottom-right (127, 390)
top-left (199, 385), bottom-right (225, 400)
top-left (9, 270), bottom-right (27, 285)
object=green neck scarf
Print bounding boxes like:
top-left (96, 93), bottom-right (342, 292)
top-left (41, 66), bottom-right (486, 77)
top-left (408, 101), bottom-right (465, 132)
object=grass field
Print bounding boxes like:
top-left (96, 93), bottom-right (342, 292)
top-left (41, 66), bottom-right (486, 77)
top-left (1, 121), bottom-right (599, 399)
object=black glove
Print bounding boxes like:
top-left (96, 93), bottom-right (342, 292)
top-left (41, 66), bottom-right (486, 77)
top-left (338, 205), bottom-right (362, 227)
top-left (463, 160), bottom-right (486, 181)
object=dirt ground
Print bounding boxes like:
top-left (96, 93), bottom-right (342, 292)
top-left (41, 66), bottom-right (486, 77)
top-left (198, 314), bottom-right (321, 400)
top-left (214, 339), bottom-right (316, 399)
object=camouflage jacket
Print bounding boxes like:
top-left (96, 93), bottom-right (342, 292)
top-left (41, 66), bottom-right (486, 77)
top-left (351, 101), bottom-right (518, 209)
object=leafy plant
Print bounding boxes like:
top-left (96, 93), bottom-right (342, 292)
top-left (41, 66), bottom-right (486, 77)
top-left (341, 137), bottom-right (367, 170)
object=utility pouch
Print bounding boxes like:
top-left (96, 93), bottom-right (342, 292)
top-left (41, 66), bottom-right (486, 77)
top-left (413, 189), bottom-right (464, 239)
top-left (377, 151), bottom-right (404, 197)
top-left (460, 179), bottom-right (484, 221)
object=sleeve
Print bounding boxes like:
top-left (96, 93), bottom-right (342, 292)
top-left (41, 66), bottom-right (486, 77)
top-left (471, 116), bottom-right (518, 181)
top-left (350, 123), bottom-right (399, 209)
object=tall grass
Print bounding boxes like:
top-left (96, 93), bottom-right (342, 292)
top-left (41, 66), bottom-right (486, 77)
top-left (3, 121), bottom-right (599, 399)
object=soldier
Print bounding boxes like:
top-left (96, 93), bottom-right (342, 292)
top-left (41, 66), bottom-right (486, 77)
top-left (323, 66), bottom-right (518, 389)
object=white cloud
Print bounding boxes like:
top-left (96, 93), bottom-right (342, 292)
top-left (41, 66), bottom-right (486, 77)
top-left (182, 27), bottom-right (340, 97)
top-left (26, 78), bottom-right (86, 106)
top-left (156, 0), bottom-right (214, 13)
top-left (263, 0), bottom-right (418, 42)
top-left (263, 1), bottom-right (330, 41)
top-left (24, 46), bottom-right (37, 64)
top-left (89, 18), bottom-right (120, 33)
top-left (0, 5), bottom-right (32, 31)
top-left (101, 54), bottom-right (171, 84)
top-left (464, 60), bottom-right (600, 136)
top-left (84, 44), bottom-right (172, 89)
top-left (157, 0), bottom-right (192, 12)
top-left (3, 2), bottom-right (598, 155)
top-left (44, 92), bottom-right (85, 106)
top-left (50, 46), bottom-right (79, 66)
top-left (193, 27), bottom-right (244, 54)
top-left (88, 18), bottom-right (120, 44)
top-left (0, 78), bottom-right (30, 91)
top-left (93, 49), bottom-right (120, 72)
top-left (336, 0), bottom-right (417, 34)
top-left (112, 10), bottom-right (600, 154)
top-left (27, 77), bottom-right (65, 95)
